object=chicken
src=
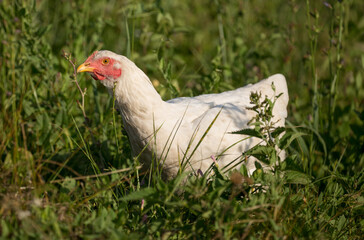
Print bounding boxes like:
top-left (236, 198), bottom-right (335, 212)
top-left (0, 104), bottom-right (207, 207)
top-left (77, 50), bottom-right (289, 179)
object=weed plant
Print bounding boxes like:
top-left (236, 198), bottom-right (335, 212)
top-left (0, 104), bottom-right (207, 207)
top-left (1, 0), bottom-right (363, 239)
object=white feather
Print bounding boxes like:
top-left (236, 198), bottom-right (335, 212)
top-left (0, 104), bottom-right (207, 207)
top-left (93, 50), bottom-right (289, 179)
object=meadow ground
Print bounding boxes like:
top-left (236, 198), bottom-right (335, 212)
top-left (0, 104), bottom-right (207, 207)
top-left (1, 0), bottom-right (363, 239)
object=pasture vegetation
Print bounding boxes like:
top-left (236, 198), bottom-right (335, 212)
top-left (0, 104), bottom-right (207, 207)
top-left (1, 0), bottom-right (363, 239)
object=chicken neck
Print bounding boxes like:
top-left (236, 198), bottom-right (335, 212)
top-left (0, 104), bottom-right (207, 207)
top-left (108, 60), bottom-right (167, 147)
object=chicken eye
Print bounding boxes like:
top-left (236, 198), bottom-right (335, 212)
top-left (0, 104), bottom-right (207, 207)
top-left (102, 59), bottom-right (110, 65)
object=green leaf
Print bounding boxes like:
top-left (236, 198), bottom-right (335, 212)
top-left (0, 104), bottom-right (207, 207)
top-left (1, 220), bottom-right (10, 238)
top-left (231, 128), bottom-right (263, 139)
top-left (279, 131), bottom-right (306, 150)
top-left (244, 145), bottom-right (276, 165)
top-left (337, 215), bottom-right (346, 232)
top-left (271, 127), bottom-right (285, 138)
top-left (55, 109), bottom-right (64, 126)
top-left (269, 150), bottom-right (278, 165)
top-left (239, 164), bottom-right (248, 176)
top-left (22, 100), bottom-right (35, 117)
top-left (284, 170), bottom-right (312, 185)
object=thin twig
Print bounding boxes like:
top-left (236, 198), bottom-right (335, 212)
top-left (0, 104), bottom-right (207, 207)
top-left (62, 51), bottom-right (88, 122)
top-left (62, 51), bottom-right (99, 148)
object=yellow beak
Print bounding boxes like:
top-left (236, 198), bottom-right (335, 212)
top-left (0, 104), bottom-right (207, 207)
top-left (77, 63), bottom-right (95, 73)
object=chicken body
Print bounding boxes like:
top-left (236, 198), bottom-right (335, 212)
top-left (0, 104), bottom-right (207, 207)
top-left (77, 50), bottom-right (289, 179)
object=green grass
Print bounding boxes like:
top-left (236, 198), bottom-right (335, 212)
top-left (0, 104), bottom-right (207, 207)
top-left (1, 0), bottom-right (363, 239)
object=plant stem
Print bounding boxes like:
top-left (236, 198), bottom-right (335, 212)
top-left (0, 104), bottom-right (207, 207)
top-left (62, 51), bottom-right (88, 122)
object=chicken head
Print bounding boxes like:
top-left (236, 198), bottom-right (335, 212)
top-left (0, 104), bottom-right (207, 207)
top-left (77, 51), bottom-right (121, 81)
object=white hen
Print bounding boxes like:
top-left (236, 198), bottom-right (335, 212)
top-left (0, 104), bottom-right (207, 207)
top-left (77, 50), bottom-right (289, 179)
